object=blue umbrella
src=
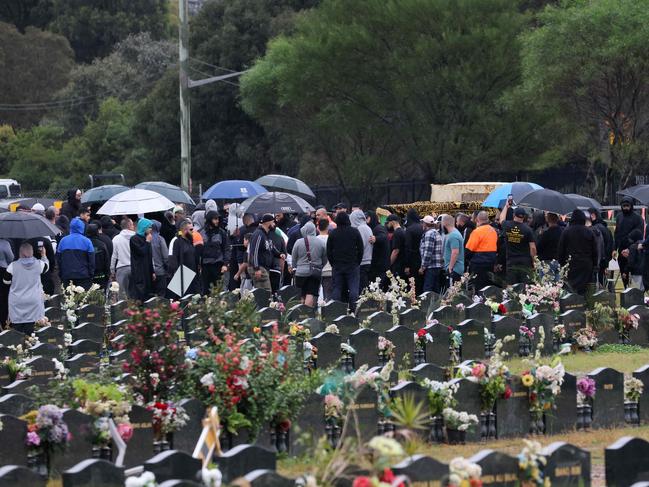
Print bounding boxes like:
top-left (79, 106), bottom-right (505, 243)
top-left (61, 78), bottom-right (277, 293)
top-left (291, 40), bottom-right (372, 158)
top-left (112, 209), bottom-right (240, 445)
top-left (482, 182), bottom-right (543, 208)
top-left (202, 180), bottom-right (267, 200)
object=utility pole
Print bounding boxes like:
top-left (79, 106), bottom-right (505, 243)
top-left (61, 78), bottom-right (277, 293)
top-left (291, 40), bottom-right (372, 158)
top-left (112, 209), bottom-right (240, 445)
top-left (178, 0), bottom-right (248, 193)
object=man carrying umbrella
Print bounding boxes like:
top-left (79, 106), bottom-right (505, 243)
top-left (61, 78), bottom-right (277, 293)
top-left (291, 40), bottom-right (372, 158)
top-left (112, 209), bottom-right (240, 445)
top-left (56, 217), bottom-right (95, 290)
top-left (248, 214), bottom-right (284, 293)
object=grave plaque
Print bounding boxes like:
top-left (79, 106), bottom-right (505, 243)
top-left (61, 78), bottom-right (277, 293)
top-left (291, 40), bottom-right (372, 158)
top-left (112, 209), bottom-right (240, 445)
top-left (399, 308), bottom-right (425, 331)
top-left (310, 332), bottom-right (341, 369)
top-left (356, 299), bottom-right (382, 320)
top-left (144, 450), bottom-right (202, 483)
top-left (158, 480), bottom-right (202, 487)
top-left (251, 288), bottom-right (271, 309)
top-left (2, 379), bottom-right (34, 395)
top-left (589, 367), bottom-right (625, 428)
top-left (25, 356), bottom-right (56, 384)
top-left (479, 286), bottom-right (503, 302)
top-left (0, 329), bottom-right (24, 348)
top-left (542, 442), bottom-right (590, 487)
top-left (109, 349), bottom-right (129, 365)
top-left (633, 365), bottom-right (649, 423)
top-left (29, 342), bottom-right (60, 359)
top-left (392, 454), bottom-right (448, 485)
top-left (501, 299), bottom-right (521, 316)
top-left (0, 393), bottom-right (34, 417)
top-left (386, 325), bottom-right (414, 368)
top-left (410, 363), bottom-right (446, 383)
top-left (61, 459), bottom-right (124, 487)
top-left (286, 304), bottom-right (315, 322)
top-left (258, 307), bottom-right (281, 324)
top-left (174, 399), bottom-right (205, 454)
top-left (333, 315), bottom-right (359, 340)
top-left (292, 393), bottom-right (325, 456)
top-left (465, 303), bottom-right (491, 323)
top-left (449, 379), bottom-right (481, 442)
top-left (457, 319), bottom-right (485, 360)
top-left (69, 339), bottom-right (102, 357)
top-left (605, 436), bottom-right (649, 487)
top-left (560, 293), bottom-right (586, 313)
top-left (390, 381), bottom-right (428, 412)
top-left (349, 328), bottom-right (379, 369)
top-left (45, 306), bottom-right (64, 324)
top-left (424, 323), bottom-right (450, 366)
top-left (78, 304), bottom-right (104, 324)
top-left (279, 285), bottom-right (300, 305)
top-left (52, 409), bottom-right (94, 473)
top-left (36, 326), bottom-right (65, 346)
top-left (470, 450), bottom-right (519, 487)
top-left (432, 305), bottom-right (460, 326)
top-left (110, 300), bottom-right (128, 324)
top-left (321, 300), bottom-right (348, 322)
top-left (0, 465), bottom-right (44, 487)
top-left (216, 444), bottom-right (276, 484)
top-left (46, 293), bottom-right (62, 308)
top-left (300, 318), bottom-right (325, 336)
top-left (123, 405), bottom-right (154, 468)
top-left (496, 376), bottom-right (530, 438)
top-left (621, 288), bottom-right (645, 309)
top-left (591, 290), bottom-right (615, 308)
top-left (65, 354), bottom-right (100, 377)
top-left (367, 311), bottom-right (394, 335)
top-left (345, 385), bottom-right (378, 443)
top-left (546, 373), bottom-right (578, 434)
top-left (0, 414), bottom-right (28, 465)
top-left (72, 323), bottom-right (104, 343)
top-left (559, 310), bottom-right (586, 336)
top-left (629, 306), bottom-right (649, 345)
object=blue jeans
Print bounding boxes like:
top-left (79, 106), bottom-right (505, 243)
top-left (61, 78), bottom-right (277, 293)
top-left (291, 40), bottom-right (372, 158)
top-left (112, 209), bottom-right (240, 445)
top-left (423, 267), bottom-right (442, 294)
top-left (332, 266), bottom-right (361, 312)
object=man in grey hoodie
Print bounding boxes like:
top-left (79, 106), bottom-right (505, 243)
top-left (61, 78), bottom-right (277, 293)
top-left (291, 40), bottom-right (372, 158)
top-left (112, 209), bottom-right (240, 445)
top-left (350, 209), bottom-right (374, 294)
top-left (291, 221), bottom-right (328, 308)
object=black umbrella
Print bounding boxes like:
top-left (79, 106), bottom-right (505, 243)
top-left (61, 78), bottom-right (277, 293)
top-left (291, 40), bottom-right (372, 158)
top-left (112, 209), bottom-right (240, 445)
top-left (81, 185), bottom-right (129, 205)
top-left (564, 193), bottom-right (602, 210)
top-left (238, 192), bottom-right (315, 216)
top-left (0, 212), bottom-right (60, 239)
top-left (254, 174), bottom-right (315, 200)
top-left (517, 189), bottom-right (579, 215)
top-left (617, 185), bottom-right (649, 205)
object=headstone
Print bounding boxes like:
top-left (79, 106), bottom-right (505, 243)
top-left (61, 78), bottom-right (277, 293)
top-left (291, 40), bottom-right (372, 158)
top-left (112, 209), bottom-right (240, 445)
top-left (526, 313), bottom-right (554, 353)
top-left (496, 376), bottom-right (530, 438)
top-left (410, 363), bottom-right (446, 383)
top-left (605, 436), bottom-right (649, 487)
top-left (501, 298), bottom-right (521, 316)
top-left (542, 442), bottom-right (590, 487)
top-left (52, 409), bottom-right (94, 473)
top-left (432, 305), bottom-right (460, 326)
top-left (589, 367), bottom-right (625, 429)
top-left (591, 290), bottom-right (616, 308)
top-left (333, 315), bottom-right (359, 340)
top-left (449, 379), bottom-right (481, 442)
top-left (546, 372), bottom-right (578, 434)
top-left (633, 365), bottom-right (649, 424)
top-left (0, 364), bottom-right (11, 388)
top-left (622, 288), bottom-right (645, 309)
top-left (418, 292), bottom-right (438, 316)
top-left (24, 356), bottom-right (56, 384)
top-left (286, 304), bottom-right (315, 322)
top-left (0, 329), bottom-right (25, 348)
top-left (356, 299), bottom-right (382, 320)
top-left (173, 399), bottom-right (205, 454)
top-left (300, 318), bottom-right (325, 336)
top-left (424, 323), bottom-right (450, 366)
top-left (158, 480), bottom-right (201, 487)
top-left (0, 414), bottom-right (28, 465)
top-left (0, 347), bottom-right (16, 360)
top-left (479, 286), bottom-right (503, 302)
top-left (385, 325), bottom-right (414, 368)
top-left (239, 469), bottom-right (295, 487)
top-left (2, 379), bottom-right (34, 395)
top-left (64, 354), bottom-right (99, 376)
top-left (62, 459), bottom-right (124, 487)
top-left (399, 308), bottom-right (425, 331)
top-left (310, 332), bottom-right (341, 369)
top-left (251, 288), bottom-right (271, 309)
top-left (78, 304), bottom-right (104, 324)
top-left (390, 381), bottom-right (428, 412)
top-left (465, 303), bottom-right (491, 323)
top-left (109, 349), bottom-right (129, 364)
top-left (258, 307), bottom-right (281, 324)
top-left (216, 444), bottom-right (276, 484)
top-left (291, 393), bottom-right (325, 456)
top-left (0, 393), bottom-right (34, 416)
top-left (392, 454), bottom-right (448, 485)
top-left (123, 405), bottom-right (155, 468)
top-left (45, 306), bottom-right (64, 324)
top-left (345, 385), bottom-right (378, 443)
top-left (559, 310), bottom-right (587, 336)
top-left (367, 312), bottom-right (394, 335)
top-left (470, 450), bottom-right (519, 487)
top-left (68, 339), bottom-right (102, 357)
top-left (457, 319), bottom-right (485, 360)
top-left (321, 301), bottom-right (349, 323)
top-left (46, 293), bottom-right (62, 308)
top-left (349, 328), bottom-right (379, 369)
top-left (72, 323), bottom-right (104, 343)
top-left (278, 285), bottom-right (300, 305)
top-left (36, 326), bottom-right (65, 346)
top-left (29, 342), bottom-right (60, 359)
top-left (0, 465), bottom-right (45, 487)
top-left (491, 315), bottom-right (521, 356)
top-left (110, 300), bottom-right (128, 324)
top-left (143, 450), bottom-right (202, 483)
top-left (560, 293), bottom-right (586, 313)
top-left (628, 306), bottom-right (649, 346)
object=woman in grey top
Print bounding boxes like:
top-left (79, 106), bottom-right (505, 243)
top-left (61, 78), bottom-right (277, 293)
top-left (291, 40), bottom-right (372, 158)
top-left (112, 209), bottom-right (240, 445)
top-left (3, 242), bottom-right (48, 334)
top-left (0, 238), bottom-right (14, 327)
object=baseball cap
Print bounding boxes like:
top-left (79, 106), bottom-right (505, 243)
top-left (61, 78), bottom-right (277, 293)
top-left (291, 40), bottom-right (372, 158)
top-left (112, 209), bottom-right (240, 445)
top-left (173, 205), bottom-right (185, 214)
top-left (334, 202), bottom-right (348, 210)
top-left (514, 207), bottom-right (528, 218)
top-left (386, 214), bottom-right (401, 223)
top-left (32, 203), bottom-right (45, 212)
top-left (422, 215), bottom-right (435, 225)
top-left (260, 213), bottom-right (275, 223)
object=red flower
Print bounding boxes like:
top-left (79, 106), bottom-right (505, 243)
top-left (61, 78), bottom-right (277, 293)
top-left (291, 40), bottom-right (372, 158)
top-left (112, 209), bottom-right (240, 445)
top-left (503, 386), bottom-right (512, 399)
top-left (417, 329), bottom-right (427, 338)
top-left (353, 477), bottom-right (373, 487)
top-left (498, 304), bottom-right (507, 314)
top-left (381, 469), bottom-right (395, 483)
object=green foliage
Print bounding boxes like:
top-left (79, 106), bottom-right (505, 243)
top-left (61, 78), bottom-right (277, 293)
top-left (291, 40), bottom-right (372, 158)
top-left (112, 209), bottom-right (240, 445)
top-left (388, 394), bottom-right (430, 432)
top-left (595, 344), bottom-right (644, 355)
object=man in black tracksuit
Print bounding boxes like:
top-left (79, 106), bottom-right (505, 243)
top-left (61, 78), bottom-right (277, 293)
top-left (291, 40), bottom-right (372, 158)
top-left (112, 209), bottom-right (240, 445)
top-left (615, 197), bottom-right (644, 287)
top-left (200, 211), bottom-right (231, 294)
top-left (327, 212), bottom-right (364, 312)
top-left (248, 214), bottom-right (283, 293)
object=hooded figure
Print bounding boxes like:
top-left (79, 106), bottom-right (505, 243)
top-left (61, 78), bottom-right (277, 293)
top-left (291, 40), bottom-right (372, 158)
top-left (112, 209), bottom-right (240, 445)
top-left (86, 223), bottom-right (110, 288)
top-left (150, 220), bottom-right (169, 296)
top-left (129, 218), bottom-right (154, 302)
top-left (200, 210), bottom-right (230, 294)
top-left (100, 215), bottom-right (119, 240)
top-left (291, 221), bottom-right (328, 307)
top-left (557, 209), bottom-right (598, 295)
top-left (366, 211), bottom-right (390, 286)
top-left (191, 200), bottom-right (217, 233)
top-left (615, 196), bottom-right (644, 287)
top-left (56, 217), bottom-right (95, 289)
top-left (404, 208), bottom-right (424, 293)
top-left (60, 189), bottom-right (81, 222)
top-left (350, 209), bottom-right (374, 292)
top-left (326, 212), bottom-right (364, 311)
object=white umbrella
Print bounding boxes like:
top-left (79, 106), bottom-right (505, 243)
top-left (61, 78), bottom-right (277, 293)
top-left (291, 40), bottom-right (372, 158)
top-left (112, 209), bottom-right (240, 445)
top-left (97, 189), bottom-right (174, 216)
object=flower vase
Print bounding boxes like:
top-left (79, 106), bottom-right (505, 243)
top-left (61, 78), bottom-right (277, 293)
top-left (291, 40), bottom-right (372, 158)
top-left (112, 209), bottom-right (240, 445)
top-left (552, 341), bottom-right (560, 354)
top-left (446, 428), bottom-right (466, 445)
top-left (430, 416), bottom-right (444, 443)
top-left (27, 450), bottom-right (48, 478)
top-left (631, 402), bottom-right (640, 425)
top-left (583, 404), bottom-right (593, 429)
top-left (276, 428), bottom-right (288, 453)
top-left (479, 412), bottom-right (488, 440)
top-left (414, 349), bottom-right (425, 365)
top-left (576, 405), bottom-right (584, 430)
top-left (529, 410), bottom-right (543, 435)
top-left (488, 412), bottom-right (497, 439)
top-left (100, 445), bottom-right (112, 461)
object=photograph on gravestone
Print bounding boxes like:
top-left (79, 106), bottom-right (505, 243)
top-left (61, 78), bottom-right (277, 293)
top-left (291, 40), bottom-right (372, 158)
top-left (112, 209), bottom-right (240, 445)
top-left (322, 300), bottom-right (349, 322)
top-left (350, 328), bottom-right (379, 369)
top-left (61, 458), bottom-right (125, 487)
top-left (449, 379), bottom-right (481, 442)
top-left (173, 399), bottom-right (205, 454)
top-left (589, 367), bottom-right (625, 428)
top-left (457, 319), bottom-right (485, 360)
top-left (605, 436), bottom-right (649, 487)
top-left (496, 376), bottom-right (530, 439)
top-left (215, 444), bottom-right (277, 484)
top-left (292, 392), bottom-right (325, 456)
top-left (311, 332), bottom-right (341, 369)
top-left (0, 393), bottom-right (33, 417)
top-left (410, 363), bottom-right (446, 383)
top-left (392, 454), bottom-right (449, 484)
top-left (386, 326), bottom-right (415, 369)
top-left (546, 373), bottom-right (578, 435)
top-left (0, 465), bottom-right (45, 487)
top-left (542, 442), bottom-right (590, 487)
top-left (367, 312), bottom-right (393, 335)
top-left (51, 409), bottom-right (94, 473)
top-left (0, 414), bottom-right (29, 466)
top-left (424, 323), bottom-right (450, 366)
top-left (143, 450), bottom-right (202, 483)
top-left (560, 293), bottom-right (586, 313)
top-left (399, 308), bottom-right (425, 331)
top-left (345, 385), bottom-right (379, 443)
top-left (122, 405), bottom-right (155, 468)
top-left (633, 365), bottom-right (649, 424)
top-left (470, 450), bottom-right (520, 487)
top-left (333, 315), bottom-right (360, 340)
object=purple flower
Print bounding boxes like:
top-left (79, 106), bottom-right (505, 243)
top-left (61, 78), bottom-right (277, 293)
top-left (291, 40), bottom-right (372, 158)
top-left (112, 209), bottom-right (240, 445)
top-left (577, 377), bottom-right (596, 398)
top-left (26, 431), bottom-right (40, 447)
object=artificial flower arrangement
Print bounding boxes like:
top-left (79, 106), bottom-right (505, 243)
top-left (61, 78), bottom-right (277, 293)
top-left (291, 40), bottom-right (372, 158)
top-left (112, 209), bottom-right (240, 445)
top-left (357, 273), bottom-right (420, 322)
top-left (576, 376), bottom-right (596, 405)
top-left (624, 376), bottom-right (644, 403)
top-left (147, 401), bottom-right (189, 441)
top-left (551, 325), bottom-right (566, 344)
top-left (518, 440), bottom-right (549, 487)
top-left (586, 303), bottom-right (615, 333)
top-left (616, 307), bottom-right (640, 341)
top-left (448, 457), bottom-right (482, 487)
top-left (351, 436), bottom-right (406, 487)
top-left (422, 379), bottom-right (458, 417)
top-left (517, 259), bottom-right (567, 315)
top-left (572, 327), bottom-right (598, 351)
top-left (61, 282), bottom-right (103, 325)
top-left (325, 324), bottom-right (340, 335)
top-left (415, 328), bottom-right (433, 352)
top-left (22, 405), bottom-right (71, 459)
top-left (485, 298), bottom-right (508, 316)
top-left (378, 337), bottom-right (395, 362)
top-left (442, 408), bottom-right (479, 431)
top-left (441, 273), bottom-right (472, 307)
top-left (324, 393), bottom-right (344, 425)
top-left (449, 328), bottom-right (463, 365)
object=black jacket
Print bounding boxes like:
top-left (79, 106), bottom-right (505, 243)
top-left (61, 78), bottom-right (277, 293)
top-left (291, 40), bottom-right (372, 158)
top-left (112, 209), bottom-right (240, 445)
top-left (370, 223), bottom-right (390, 275)
top-left (248, 227), bottom-right (277, 270)
top-left (592, 218), bottom-right (613, 265)
top-left (200, 214), bottom-right (231, 265)
top-left (60, 189), bottom-right (80, 222)
top-left (404, 209), bottom-right (424, 270)
top-left (129, 234), bottom-right (154, 302)
top-left (100, 216), bottom-right (119, 240)
top-left (169, 235), bottom-right (200, 295)
top-left (557, 222), bottom-right (598, 294)
top-left (326, 213), bottom-right (363, 270)
top-left (615, 198), bottom-right (644, 251)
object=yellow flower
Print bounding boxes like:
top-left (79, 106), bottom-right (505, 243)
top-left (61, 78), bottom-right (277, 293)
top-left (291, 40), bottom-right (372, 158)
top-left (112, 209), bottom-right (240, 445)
top-left (522, 374), bottom-right (535, 387)
top-left (253, 326), bottom-right (261, 334)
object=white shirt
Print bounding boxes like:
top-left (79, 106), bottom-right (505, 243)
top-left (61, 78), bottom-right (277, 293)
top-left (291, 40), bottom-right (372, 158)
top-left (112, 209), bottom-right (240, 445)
top-left (111, 229), bottom-right (135, 272)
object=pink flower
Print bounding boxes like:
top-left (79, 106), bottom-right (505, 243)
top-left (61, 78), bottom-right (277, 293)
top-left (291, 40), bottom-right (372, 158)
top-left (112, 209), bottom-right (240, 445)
top-left (117, 423), bottom-right (134, 442)
top-left (471, 363), bottom-right (486, 379)
top-left (170, 301), bottom-right (180, 311)
top-left (26, 431), bottom-right (40, 446)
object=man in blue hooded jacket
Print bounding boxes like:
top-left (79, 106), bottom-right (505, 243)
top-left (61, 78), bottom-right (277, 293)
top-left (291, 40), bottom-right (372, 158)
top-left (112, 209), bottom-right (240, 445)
top-left (56, 217), bottom-right (95, 290)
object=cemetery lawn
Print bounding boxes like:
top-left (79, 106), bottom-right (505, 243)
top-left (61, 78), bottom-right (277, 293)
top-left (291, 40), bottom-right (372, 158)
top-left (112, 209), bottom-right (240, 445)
top-left (505, 345), bottom-right (649, 375)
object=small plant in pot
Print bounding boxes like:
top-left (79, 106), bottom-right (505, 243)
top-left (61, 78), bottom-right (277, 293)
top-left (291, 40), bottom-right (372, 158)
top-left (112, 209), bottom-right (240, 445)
top-left (442, 408), bottom-right (478, 445)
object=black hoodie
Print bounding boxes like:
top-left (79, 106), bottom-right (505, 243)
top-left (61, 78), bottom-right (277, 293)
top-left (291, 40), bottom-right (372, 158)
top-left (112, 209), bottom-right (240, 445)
top-left (100, 215), bottom-right (119, 240)
top-left (61, 189), bottom-right (81, 222)
top-left (326, 212), bottom-right (364, 270)
top-left (367, 211), bottom-right (390, 275)
top-left (615, 197), bottom-right (644, 251)
top-left (404, 208), bottom-right (424, 270)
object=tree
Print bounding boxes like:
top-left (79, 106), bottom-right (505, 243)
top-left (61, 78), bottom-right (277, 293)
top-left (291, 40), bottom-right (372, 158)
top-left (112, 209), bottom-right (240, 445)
top-left (47, 0), bottom-right (170, 63)
top-left (0, 22), bottom-right (74, 128)
top-left (518, 0), bottom-right (649, 201)
top-left (0, 0), bottom-right (51, 33)
top-left (241, 0), bottom-right (532, 191)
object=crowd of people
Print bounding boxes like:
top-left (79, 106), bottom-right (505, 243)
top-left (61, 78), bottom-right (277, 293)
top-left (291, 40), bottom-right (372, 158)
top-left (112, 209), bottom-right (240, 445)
top-left (0, 189), bottom-right (646, 332)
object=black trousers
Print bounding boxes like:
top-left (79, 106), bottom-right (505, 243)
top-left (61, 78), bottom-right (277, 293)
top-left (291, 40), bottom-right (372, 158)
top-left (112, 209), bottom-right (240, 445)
top-left (202, 262), bottom-right (224, 295)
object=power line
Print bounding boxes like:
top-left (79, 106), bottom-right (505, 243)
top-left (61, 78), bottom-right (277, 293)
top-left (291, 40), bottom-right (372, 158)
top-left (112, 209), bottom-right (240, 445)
top-left (188, 66), bottom-right (240, 87)
top-left (189, 57), bottom-right (238, 74)
top-left (0, 91), bottom-right (116, 109)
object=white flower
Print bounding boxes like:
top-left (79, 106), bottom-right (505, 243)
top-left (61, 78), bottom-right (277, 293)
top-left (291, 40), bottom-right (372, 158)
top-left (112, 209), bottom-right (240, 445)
top-left (110, 281), bottom-right (120, 293)
top-left (369, 280), bottom-right (380, 292)
top-left (200, 373), bottom-right (215, 387)
top-left (202, 468), bottom-right (222, 487)
top-left (64, 333), bottom-right (72, 347)
top-left (66, 310), bottom-right (77, 324)
top-left (240, 356), bottom-right (250, 370)
top-left (232, 377), bottom-right (249, 390)
top-left (74, 286), bottom-right (85, 294)
top-left (325, 324), bottom-right (340, 334)
top-left (394, 297), bottom-right (406, 309)
top-left (125, 471), bottom-right (156, 487)
top-left (379, 360), bottom-right (394, 381)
